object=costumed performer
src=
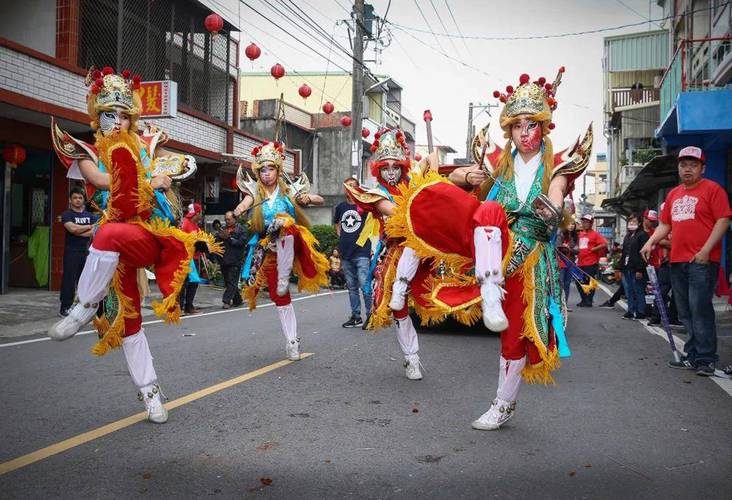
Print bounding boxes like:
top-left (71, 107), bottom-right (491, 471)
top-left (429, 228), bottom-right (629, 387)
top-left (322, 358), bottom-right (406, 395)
top-left (387, 69), bottom-right (592, 430)
top-left (344, 129), bottom-right (444, 381)
top-left (48, 67), bottom-right (221, 423)
top-left (232, 141), bottom-right (328, 361)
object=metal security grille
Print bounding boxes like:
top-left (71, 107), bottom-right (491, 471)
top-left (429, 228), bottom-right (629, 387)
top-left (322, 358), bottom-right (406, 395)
top-left (78, 0), bottom-right (235, 124)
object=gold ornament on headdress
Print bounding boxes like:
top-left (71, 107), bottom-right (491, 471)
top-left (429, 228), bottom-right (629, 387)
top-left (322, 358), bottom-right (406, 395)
top-left (84, 66), bottom-right (142, 131)
top-left (370, 129), bottom-right (408, 162)
top-left (251, 141), bottom-right (286, 171)
top-left (494, 67), bottom-right (565, 131)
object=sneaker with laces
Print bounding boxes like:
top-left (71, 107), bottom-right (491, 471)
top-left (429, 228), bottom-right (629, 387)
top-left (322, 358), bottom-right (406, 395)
top-left (714, 364), bottom-right (732, 379)
top-left (695, 361), bottom-right (715, 377)
top-left (286, 339), bottom-right (300, 361)
top-left (471, 398), bottom-right (516, 431)
top-left (403, 354), bottom-right (423, 380)
top-left (668, 357), bottom-right (696, 370)
top-left (138, 383), bottom-right (168, 424)
top-left (622, 312), bottom-right (634, 320)
top-left (599, 301), bottom-right (614, 309)
top-left (342, 316), bottom-right (363, 328)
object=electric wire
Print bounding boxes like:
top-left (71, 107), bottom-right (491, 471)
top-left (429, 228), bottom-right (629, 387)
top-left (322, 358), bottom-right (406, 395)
top-left (412, 0), bottom-right (446, 52)
top-left (427, 0), bottom-right (461, 59)
top-left (444, 0), bottom-right (471, 56)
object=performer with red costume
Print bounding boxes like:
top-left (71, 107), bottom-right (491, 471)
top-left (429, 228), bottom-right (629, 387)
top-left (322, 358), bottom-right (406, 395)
top-left (345, 129), bottom-right (444, 381)
top-left (49, 67), bottom-right (221, 423)
top-left (233, 142), bottom-right (328, 361)
top-left (387, 69), bottom-right (592, 430)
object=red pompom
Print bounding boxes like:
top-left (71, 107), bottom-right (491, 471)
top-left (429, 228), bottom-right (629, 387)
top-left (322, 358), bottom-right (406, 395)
top-left (95, 78), bottom-right (104, 87)
top-left (374, 131), bottom-right (381, 140)
top-left (545, 83), bottom-right (553, 91)
top-left (121, 69), bottom-right (131, 79)
top-left (548, 122), bottom-right (556, 130)
top-left (559, 66), bottom-right (566, 73)
top-left (499, 95), bottom-right (507, 103)
top-left (133, 82), bottom-right (141, 90)
top-left (91, 85), bottom-right (101, 94)
top-left (538, 77), bottom-right (546, 85)
top-left (370, 144), bottom-right (378, 153)
top-left (506, 85), bottom-right (514, 94)
top-left (492, 90), bottom-right (500, 98)
top-left (519, 73), bottom-right (530, 85)
top-left (92, 70), bottom-right (102, 79)
top-left (102, 66), bottom-right (114, 75)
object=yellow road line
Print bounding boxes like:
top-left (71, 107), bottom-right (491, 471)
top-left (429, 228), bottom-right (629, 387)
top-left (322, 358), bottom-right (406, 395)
top-left (0, 353), bottom-right (313, 476)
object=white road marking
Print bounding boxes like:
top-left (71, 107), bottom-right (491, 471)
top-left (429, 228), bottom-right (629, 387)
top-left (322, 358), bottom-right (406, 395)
top-left (597, 283), bottom-right (732, 397)
top-left (0, 290), bottom-right (347, 349)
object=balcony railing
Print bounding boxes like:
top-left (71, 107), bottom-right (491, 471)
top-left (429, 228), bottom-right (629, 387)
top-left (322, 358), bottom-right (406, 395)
top-left (659, 36), bottom-right (732, 121)
top-left (610, 87), bottom-right (660, 111)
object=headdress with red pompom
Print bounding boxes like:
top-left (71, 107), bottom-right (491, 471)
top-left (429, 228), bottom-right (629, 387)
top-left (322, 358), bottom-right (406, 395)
top-left (251, 141), bottom-right (286, 171)
top-left (368, 128), bottom-right (411, 179)
top-left (493, 67), bottom-right (565, 132)
top-left (84, 66), bottom-right (143, 130)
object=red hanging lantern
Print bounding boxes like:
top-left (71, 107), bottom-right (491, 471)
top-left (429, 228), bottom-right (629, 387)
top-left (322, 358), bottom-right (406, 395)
top-left (270, 63), bottom-right (285, 80)
top-left (414, 153), bottom-right (422, 161)
top-left (340, 115), bottom-right (352, 127)
top-left (245, 43), bottom-right (261, 61)
top-left (3, 144), bottom-right (26, 166)
top-left (361, 128), bottom-right (370, 138)
top-left (322, 101), bottom-right (334, 114)
top-left (204, 13), bottom-right (224, 35)
top-left (298, 84), bottom-right (312, 100)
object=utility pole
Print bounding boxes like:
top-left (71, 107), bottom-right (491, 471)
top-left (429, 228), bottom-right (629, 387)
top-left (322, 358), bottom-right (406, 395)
top-left (351, 0), bottom-right (365, 181)
top-left (465, 102), bottom-right (474, 160)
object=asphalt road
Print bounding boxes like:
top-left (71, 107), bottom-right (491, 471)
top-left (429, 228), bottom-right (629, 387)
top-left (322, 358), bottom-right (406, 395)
top-left (0, 288), bottom-right (731, 499)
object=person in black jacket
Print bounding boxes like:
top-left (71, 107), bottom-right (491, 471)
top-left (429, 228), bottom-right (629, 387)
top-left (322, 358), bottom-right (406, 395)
top-left (219, 211), bottom-right (247, 308)
top-left (624, 214), bottom-right (651, 320)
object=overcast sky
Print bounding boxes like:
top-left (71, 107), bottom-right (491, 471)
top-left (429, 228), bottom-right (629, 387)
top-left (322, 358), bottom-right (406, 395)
top-left (228, 0), bottom-right (665, 165)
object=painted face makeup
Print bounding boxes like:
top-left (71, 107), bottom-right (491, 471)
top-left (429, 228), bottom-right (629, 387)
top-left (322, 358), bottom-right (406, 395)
top-left (99, 110), bottom-right (130, 135)
top-left (379, 162), bottom-right (402, 186)
top-left (258, 164), bottom-right (278, 187)
top-left (511, 117), bottom-right (542, 155)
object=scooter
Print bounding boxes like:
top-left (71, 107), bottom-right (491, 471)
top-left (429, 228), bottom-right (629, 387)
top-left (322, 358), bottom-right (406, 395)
top-left (599, 257), bottom-right (617, 285)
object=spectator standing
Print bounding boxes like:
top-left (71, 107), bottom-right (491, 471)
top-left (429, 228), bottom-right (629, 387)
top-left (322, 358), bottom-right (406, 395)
top-left (328, 249), bottom-right (345, 288)
top-left (556, 221), bottom-right (578, 308)
top-left (625, 214), bottom-right (651, 320)
top-left (641, 146), bottom-right (732, 376)
top-left (575, 214), bottom-right (607, 307)
top-left (59, 187), bottom-right (96, 316)
top-left (179, 202), bottom-right (203, 315)
top-left (334, 177), bottom-right (373, 328)
top-left (220, 211), bottom-right (247, 309)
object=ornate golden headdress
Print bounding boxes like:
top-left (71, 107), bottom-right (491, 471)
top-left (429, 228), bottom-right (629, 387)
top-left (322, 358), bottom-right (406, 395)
top-left (494, 67), bottom-right (565, 131)
top-left (251, 141), bottom-right (286, 171)
top-left (369, 128), bottom-right (408, 162)
top-left (85, 66), bottom-right (142, 130)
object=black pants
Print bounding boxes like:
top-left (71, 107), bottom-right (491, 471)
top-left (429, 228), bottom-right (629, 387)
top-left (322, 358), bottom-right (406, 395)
top-left (179, 278), bottom-right (198, 311)
top-left (650, 264), bottom-right (679, 323)
top-left (607, 280), bottom-right (625, 305)
top-left (576, 264), bottom-right (599, 305)
top-left (60, 248), bottom-right (88, 310)
top-left (221, 264), bottom-right (242, 305)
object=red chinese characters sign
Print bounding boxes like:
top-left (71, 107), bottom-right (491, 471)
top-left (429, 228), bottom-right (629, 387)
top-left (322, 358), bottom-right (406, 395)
top-left (139, 80), bottom-right (178, 118)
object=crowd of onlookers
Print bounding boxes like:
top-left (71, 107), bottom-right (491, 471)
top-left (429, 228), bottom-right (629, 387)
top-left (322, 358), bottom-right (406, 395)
top-left (558, 147), bottom-right (731, 379)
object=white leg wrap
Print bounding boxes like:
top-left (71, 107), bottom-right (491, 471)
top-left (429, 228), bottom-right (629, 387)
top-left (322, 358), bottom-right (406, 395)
top-left (122, 329), bottom-right (158, 389)
top-left (496, 355), bottom-right (526, 402)
top-left (473, 227), bottom-right (503, 284)
top-left (276, 234), bottom-right (294, 281)
top-left (395, 315), bottom-right (419, 356)
top-left (77, 247), bottom-right (120, 305)
top-left (276, 304), bottom-right (298, 343)
top-left (389, 247), bottom-right (419, 311)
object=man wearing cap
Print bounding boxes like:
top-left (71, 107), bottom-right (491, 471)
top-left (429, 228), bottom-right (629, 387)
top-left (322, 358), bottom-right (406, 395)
top-left (641, 146), bottom-right (732, 376)
top-left (179, 202), bottom-right (203, 314)
top-left (576, 213), bottom-right (607, 307)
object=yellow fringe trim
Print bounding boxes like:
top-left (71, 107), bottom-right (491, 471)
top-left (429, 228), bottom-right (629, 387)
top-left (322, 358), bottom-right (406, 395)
top-left (367, 246), bottom-right (403, 331)
top-left (91, 263), bottom-right (138, 356)
top-left (385, 171), bottom-right (472, 272)
top-left (92, 315), bottom-right (110, 338)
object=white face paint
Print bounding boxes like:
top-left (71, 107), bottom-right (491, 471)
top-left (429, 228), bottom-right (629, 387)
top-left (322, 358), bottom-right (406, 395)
top-left (99, 111), bottom-right (118, 133)
top-left (379, 162), bottom-right (402, 186)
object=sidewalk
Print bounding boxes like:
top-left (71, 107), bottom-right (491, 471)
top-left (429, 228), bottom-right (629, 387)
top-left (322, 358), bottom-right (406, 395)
top-left (0, 284), bottom-right (231, 340)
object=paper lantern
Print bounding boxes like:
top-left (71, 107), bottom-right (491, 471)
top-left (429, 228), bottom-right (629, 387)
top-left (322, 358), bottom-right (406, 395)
top-left (298, 84), bottom-right (312, 99)
top-left (270, 63), bottom-right (285, 80)
top-left (340, 115), bottom-right (352, 127)
top-left (322, 101), bottom-right (334, 114)
top-left (245, 43), bottom-right (261, 61)
top-left (3, 144), bottom-right (26, 166)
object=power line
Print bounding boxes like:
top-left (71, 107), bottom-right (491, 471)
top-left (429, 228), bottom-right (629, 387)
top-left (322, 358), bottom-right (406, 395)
top-left (427, 0), bottom-right (460, 58)
top-left (412, 0), bottom-right (445, 52)
top-left (388, 1), bottom-right (730, 41)
top-left (613, 0), bottom-right (662, 28)
top-left (443, 0), bottom-right (471, 57)
top-left (333, 0), bottom-right (350, 15)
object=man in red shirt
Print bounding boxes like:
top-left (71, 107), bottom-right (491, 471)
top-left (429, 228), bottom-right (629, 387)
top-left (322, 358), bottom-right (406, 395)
top-left (179, 202), bottom-right (203, 314)
top-left (575, 213), bottom-right (607, 307)
top-left (641, 146), bottom-right (732, 376)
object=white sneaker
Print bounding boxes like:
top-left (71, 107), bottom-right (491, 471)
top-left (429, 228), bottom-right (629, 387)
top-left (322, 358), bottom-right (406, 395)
top-left (471, 398), bottom-right (516, 431)
top-left (138, 384), bottom-right (168, 424)
top-left (48, 302), bottom-right (98, 340)
top-left (404, 354), bottom-right (423, 380)
top-left (481, 282), bottom-right (508, 332)
top-left (389, 278), bottom-right (409, 311)
top-left (286, 339), bottom-right (300, 361)
top-left (276, 277), bottom-right (290, 296)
